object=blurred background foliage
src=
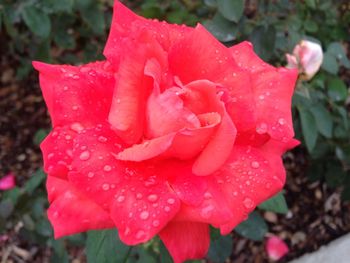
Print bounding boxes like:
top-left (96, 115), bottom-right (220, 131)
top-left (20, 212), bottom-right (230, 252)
top-left (0, 0), bottom-right (349, 262)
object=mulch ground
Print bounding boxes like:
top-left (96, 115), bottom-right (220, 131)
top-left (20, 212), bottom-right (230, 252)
top-left (1, 53), bottom-right (350, 263)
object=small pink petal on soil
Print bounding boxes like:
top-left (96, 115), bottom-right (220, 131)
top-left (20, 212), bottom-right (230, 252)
top-left (0, 173), bottom-right (16, 190)
top-left (266, 236), bottom-right (289, 261)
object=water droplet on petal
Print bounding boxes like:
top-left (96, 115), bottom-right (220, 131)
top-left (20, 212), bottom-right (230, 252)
top-left (152, 220), bottom-right (160, 227)
top-left (164, 206), bottom-right (170, 212)
top-left (147, 194), bottom-right (158, 202)
top-left (102, 183), bottom-right (110, 191)
top-left (79, 151), bottom-right (90, 161)
top-left (200, 205), bottom-right (214, 219)
top-left (256, 123), bottom-right (268, 134)
top-left (104, 165), bottom-right (112, 172)
top-left (117, 195), bottom-right (125, 203)
top-left (243, 198), bottom-right (254, 209)
top-left (136, 193), bottom-right (143, 199)
top-left (251, 161), bottom-right (260, 169)
top-left (87, 172), bottom-right (94, 178)
top-left (98, 136), bottom-right (107, 143)
top-left (167, 198), bottom-right (175, 205)
top-left (135, 230), bottom-right (145, 240)
top-left (278, 118), bottom-right (286, 125)
top-left (47, 153), bottom-right (54, 160)
top-left (70, 122), bottom-right (84, 132)
top-left (140, 211), bottom-right (149, 220)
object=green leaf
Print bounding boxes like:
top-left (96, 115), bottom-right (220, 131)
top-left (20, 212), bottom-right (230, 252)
top-left (234, 211), bottom-right (268, 241)
top-left (217, 0), bottom-right (244, 23)
top-left (159, 241), bottom-right (173, 263)
top-left (207, 234), bottom-right (233, 263)
top-left (22, 6), bottom-right (51, 38)
top-left (258, 192), bottom-right (288, 214)
top-left (305, 0), bottom-right (316, 8)
top-left (33, 129), bottom-right (49, 145)
top-left (304, 19), bottom-right (318, 33)
top-left (86, 229), bottom-right (131, 263)
top-left (24, 169), bottom-right (46, 195)
top-left (327, 77), bottom-right (348, 102)
top-left (327, 42), bottom-right (350, 68)
top-left (0, 199), bottom-right (14, 219)
top-left (298, 107), bottom-right (318, 152)
top-left (51, 239), bottom-right (69, 263)
top-left (250, 25), bottom-right (276, 61)
top-left (42, 0), bottom-right (74, 13)
top-left (322, 52), bottom-right (339, 75)
top-left (80, 2), bottom-right (105, 35)
top-left (310, 104), bottom-right (333, 138)
top-left (203, 13), bottom-right (237, 42)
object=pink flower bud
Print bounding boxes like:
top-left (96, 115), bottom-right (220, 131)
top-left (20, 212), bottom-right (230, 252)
top-left (286, 40), bottom-right (323, 80)
top-left (0, 173), bottom-right (16, 190)
top-left (265, 236), bottom-right (289, 261)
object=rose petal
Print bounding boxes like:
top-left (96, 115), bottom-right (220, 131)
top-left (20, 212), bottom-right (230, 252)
top-left (47, 176), bottom-right (114, 238)
top-left (41, 127), bottom-right (76, 179)
top-left (104, 1), bottom-right (192, 66)
top-left (230, 41), bottom-right (298, 142)
top-left (0, 173), bottom-right (16, 190)
top-left (110, 174), bottom-right (180, 245)
top-left (159, 222), bottom-right (210, 263)
top-left (33, 61), bottom-right (115, 128)
top-left (146, 87), bottom-right (200, 139)
top-left (68, 125), bottom-right (180, 245)
top-left (266, 236), bottom-right (289, 261)
top-left (216, 146), bottom-right (286, 234)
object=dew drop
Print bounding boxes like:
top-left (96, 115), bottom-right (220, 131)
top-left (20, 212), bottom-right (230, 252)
top-left (140, 211), bottom-right (149, 220)
top-left (104, 165), bottom-right (112, 172)
top-left (256, 123), bottom-right (268, 134)
top-left (147, 194), bottom-right (158, 202)
top-left (164, 206), bottom-right (170, 212)
top-left (136, 230), bottom-right (145, 240)
top-left (251, 161), bottom-right (260, 169)
top-left (200, 205), bottom-right (214, 219)
top-left (47, 153), bottom-right (54, 160)
top-left (136, 193), bottom-right (143, 199)
top-left (152, 220), bottom-right (160, 227)
top-left (63, 86), bottom-right (69, 91)
top-left (117, 195), bottom-right (125, 203)
top-left (98, 136), bottom-right (107, 143)
top-left (79, 151), bottom-right (90, 161)
top-left (278, 118), bottom-right (286, 125)
top-left (243, 198), bottom-right (254, 209)
top-left (72, 105), bottom-right (78, 111)
top-left (102, 183), bottom-right (110, 191)
top-left (167, 198), bottom-right (175, 205)
top-left (87, 172), bottom-right (94, 178)
top-left (70, 122), bottom-right (84, 132)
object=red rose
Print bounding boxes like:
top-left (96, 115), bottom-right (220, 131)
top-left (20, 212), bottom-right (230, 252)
top-left (33, 2), bottom-right (298, 262)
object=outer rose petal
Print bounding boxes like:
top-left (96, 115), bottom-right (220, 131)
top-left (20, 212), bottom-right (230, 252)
top-left (33, 61), bottom-right (115, 128)
top-left (68, 124), bottom-right (180, 245)
top-left (41, 127), bottom-right (76, 179)
top-left (216, 146), bottom-right (286, 234)
top-left (104, 1), bottom-right (192, 66)
top-left (230, 42), bottom-right (298, 142)
top-left (159, 222), bottom-right (210, 263)
top-left (47, 176), bottom-right (114, 238)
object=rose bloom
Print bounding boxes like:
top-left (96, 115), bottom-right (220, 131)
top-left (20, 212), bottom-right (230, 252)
top-left (286, 40), bottom-right (323, 80)
top-left (33, 2), bottom-right (298, 262)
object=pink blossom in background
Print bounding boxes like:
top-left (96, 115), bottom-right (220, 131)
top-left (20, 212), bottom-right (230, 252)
top-left (286, 40), bottom-right (323, 80)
